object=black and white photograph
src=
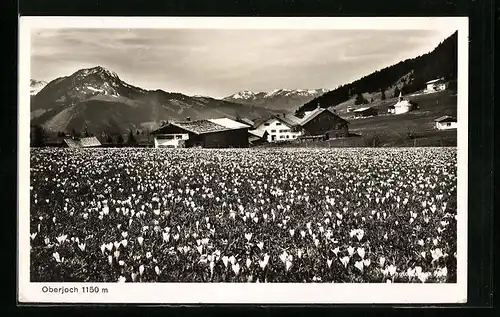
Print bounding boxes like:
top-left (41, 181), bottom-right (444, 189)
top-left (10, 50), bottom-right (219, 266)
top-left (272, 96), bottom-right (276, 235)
top-left (18, 17), bottom-right (468, 303)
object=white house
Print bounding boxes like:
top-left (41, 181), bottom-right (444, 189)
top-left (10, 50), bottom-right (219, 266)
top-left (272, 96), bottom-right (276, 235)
top-left (251, 114), bottom-right (302, 142)
top-left (425, 78), bottom-right (448, 93)
top-left (434, 116), bottom-right (457, 130)
top-left (250, 115), bottom-right (302, 142)
top-left (153, 133), bottom-right (189, 148)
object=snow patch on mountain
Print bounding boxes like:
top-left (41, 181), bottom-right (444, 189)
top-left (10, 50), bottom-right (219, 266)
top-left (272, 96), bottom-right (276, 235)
top-left (228, 88), bottom-right (329, 100)
top-left (230, 90), bottom-right (257, 100)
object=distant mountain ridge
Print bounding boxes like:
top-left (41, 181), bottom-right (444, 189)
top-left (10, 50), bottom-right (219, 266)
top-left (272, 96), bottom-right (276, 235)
top-left (224, 88), bottom-right (329, 111)
top-left (296, 31), bottom-right (458, 115)
top-left (31, 66), bottom-right (278, 134)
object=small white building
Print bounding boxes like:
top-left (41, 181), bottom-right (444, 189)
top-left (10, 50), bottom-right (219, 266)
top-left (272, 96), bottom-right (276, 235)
top-left (434, 116), bottom-right (457, 130)
top-left (389, 92), bottom-right (415, 115)
top-left (425, 78), bottom-right (448, 93)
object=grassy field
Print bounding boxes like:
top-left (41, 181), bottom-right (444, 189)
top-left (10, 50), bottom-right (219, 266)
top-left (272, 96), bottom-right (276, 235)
top-left (334, 90), bottom-right (457, 147)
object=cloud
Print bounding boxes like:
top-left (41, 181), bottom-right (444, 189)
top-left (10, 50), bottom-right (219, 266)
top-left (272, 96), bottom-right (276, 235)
top-left (30, 28), bottom-right (456, 98)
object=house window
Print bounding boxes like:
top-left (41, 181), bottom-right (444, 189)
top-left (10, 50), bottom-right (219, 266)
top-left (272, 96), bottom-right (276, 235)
top-left (280, 135), bottom-right (285, 139)
top-left (286, 135), bottom-right (289, 139)
top-left (158, 135), bottom-right (174, 140)
top-left (264, 123), bottom-right (270, 126)
top-left (446, 122), bottom-right (451, 126)
top-left (271, 129), bottom-right (276, 132)
top-left (176, 135), bottom-right (182, 139)
top-left (276, 122), bottom-right (282, 126)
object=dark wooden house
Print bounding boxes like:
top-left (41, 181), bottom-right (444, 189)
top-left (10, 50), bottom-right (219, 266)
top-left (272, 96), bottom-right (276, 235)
top-left (151, 118), bottom-right (250, 148)
top-left (299, 108), bottom-right (349, 138)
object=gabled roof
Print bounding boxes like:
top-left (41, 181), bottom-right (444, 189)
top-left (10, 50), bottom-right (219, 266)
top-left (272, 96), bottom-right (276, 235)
top-left (154, 118), bottom-right (249, 135)
top-left (434, 115), bottom-right (456, 122)
top-left (253, 114), bottom-right (300, 128)
top-left (254, 108), bottom-right (348, 129)
top-left (173, 120), bottom-right (227, 134)
top-left (298, 107), bottom-right (325, 125)
top-left (299, 107), bottom-right (349, 125)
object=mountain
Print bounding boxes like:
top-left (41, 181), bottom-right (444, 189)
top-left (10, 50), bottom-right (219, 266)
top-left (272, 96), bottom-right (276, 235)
top-left (223, 88), bottom-right (329, 111)
top-left (30, 66), bottom-right (277, 134)
top-left (30, 79), bottom-right (47, 95)
top-left (296, 31), bottom-right (458, 116)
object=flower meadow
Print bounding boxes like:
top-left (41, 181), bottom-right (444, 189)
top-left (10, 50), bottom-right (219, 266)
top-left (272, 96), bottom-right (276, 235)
top-left (29, 147), bottom-right (457, 283)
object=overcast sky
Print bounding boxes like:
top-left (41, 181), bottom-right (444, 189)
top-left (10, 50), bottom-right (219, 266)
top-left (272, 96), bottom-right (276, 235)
top-left (31, 28), bottom-right (456, 98)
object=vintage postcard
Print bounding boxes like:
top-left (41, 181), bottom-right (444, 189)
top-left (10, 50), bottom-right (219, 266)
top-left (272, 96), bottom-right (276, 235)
top-left (18, 16), bottom-right (468, 304)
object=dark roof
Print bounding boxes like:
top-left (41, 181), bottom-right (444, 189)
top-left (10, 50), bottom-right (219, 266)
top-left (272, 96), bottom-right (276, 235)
top-left (434, 115), bottom-right (456, 122)
top-left (173, 120), bottom-right (227, 134)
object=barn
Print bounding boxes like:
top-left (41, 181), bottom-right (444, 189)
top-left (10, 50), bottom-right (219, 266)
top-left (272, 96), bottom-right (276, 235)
top-left (151, 118), bottom-right (250, 148)
top-left (434, 116), bottom-right (457, 130)
top-left (299, 108), bottom-right (349, 138)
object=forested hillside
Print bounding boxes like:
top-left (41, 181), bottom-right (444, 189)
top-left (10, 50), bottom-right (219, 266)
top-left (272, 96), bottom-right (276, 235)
top-left (296, 31), bottom-right (457, 116)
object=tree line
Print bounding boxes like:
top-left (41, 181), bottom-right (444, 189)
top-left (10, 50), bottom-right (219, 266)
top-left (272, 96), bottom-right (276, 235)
top-left (30, 125), bottom-right (147, 147)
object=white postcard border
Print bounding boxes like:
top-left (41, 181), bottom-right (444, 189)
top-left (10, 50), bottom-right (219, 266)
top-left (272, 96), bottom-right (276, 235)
top-left (18, 16), bottom-right (469, 304)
